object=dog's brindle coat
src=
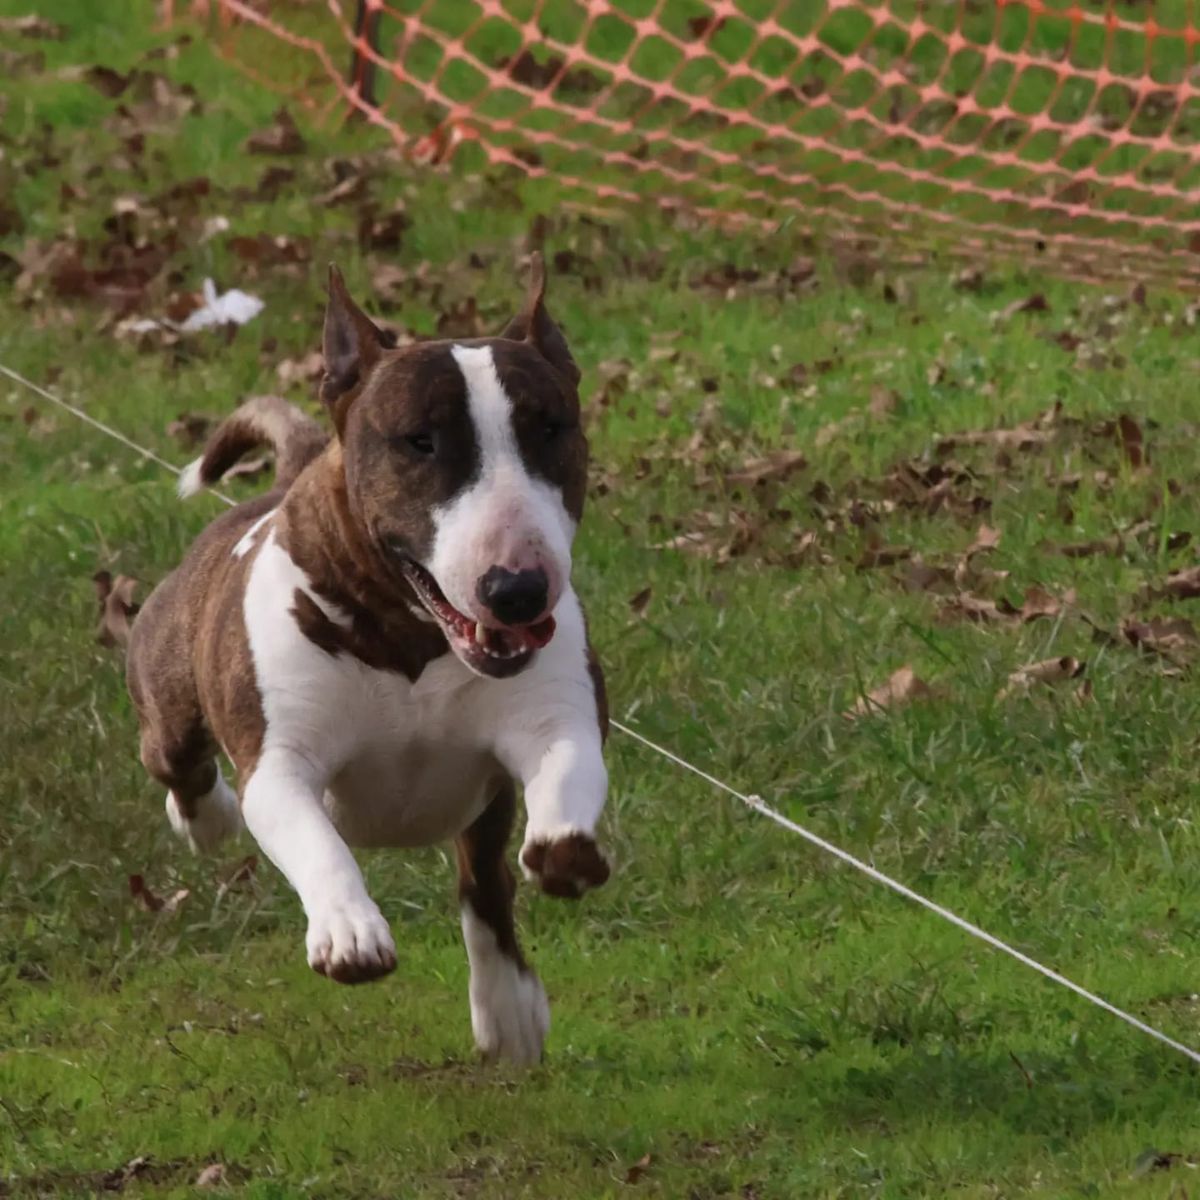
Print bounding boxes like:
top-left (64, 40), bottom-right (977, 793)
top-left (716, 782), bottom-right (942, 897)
top-left (126, 257), bottom-right (609, 1064)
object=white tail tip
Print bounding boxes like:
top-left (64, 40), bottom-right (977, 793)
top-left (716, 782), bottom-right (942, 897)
top-left (177, 457), bottom-right (205, 499)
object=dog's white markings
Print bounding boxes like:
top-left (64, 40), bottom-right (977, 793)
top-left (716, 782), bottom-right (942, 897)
top-left (176, 456), bottom-right (204, 499)
top-left (462, 907), bottom-right (549, 1065)
top-left (305, 890), bottom-right (397, 981)
top-left (165, 771), bottom-right (241, 854)
top-left (489, 591), bottom-right (608, 859)
top-left (232, 509), bottom-right (275, 559)
top-left (426, 345), bottom-right (575, 623)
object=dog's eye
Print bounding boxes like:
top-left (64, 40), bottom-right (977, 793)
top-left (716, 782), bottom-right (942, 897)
top-left (397, 432), bottom-right (435, 457)
top-left (543, 418), bottom-right (573, 443)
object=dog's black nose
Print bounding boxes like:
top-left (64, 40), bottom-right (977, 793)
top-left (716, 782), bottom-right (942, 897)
top-left (477, 566), bottom-right (549, 627)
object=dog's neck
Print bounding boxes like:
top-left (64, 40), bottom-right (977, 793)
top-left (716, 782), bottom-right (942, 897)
top-left (275, 444), bottom-right (450, 680)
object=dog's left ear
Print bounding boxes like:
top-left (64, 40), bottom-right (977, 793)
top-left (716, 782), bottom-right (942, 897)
top-left (501, 252), bottom-right (580, 387)
top-left (321, 265), bottom-right (392, 413)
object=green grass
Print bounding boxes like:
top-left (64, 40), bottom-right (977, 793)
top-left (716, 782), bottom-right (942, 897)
top-left (3, 2), bottom-right (1200, 1197)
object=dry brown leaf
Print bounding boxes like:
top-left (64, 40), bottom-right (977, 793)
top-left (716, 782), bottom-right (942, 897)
top-left (166, 412), bottom-right (212, 448)
top-left (1019, 585), bottom-right (1067, 623)
top-left (940, 591), bottom-right (1018, 624)
top-left (868, 386), bottom-right (898, 418)
top-left (0, 14), bottom-right (64, 38)
top-left (999, 292), bottom-right (1049, 320)
top-left (276, 350), bottom-right (324, 388)
top-left (953, 266), bottom-right (985, 293)
top-left (726, 449), bottom-right (807, 488)
top-left (628, 586), bottom-right (652, 616)
top-left (964, 523), bottom-right (1000, 558)
top-left (1162, 566), bottom-right (1200, 600)
top-left (844, 665), bottom-right (935, 720)
top-left (901, 557), bottom-right (956, 593)
top-left (937, 404), bottom-right (1060, 455)
top-left (997, 656), bottom-right (1086, 700)
top-left (625, 1154), bottom-right (653, 1185)
top-left (196, 1164), bottom-right (227, 1188)
top-left (1116, 414), bottom-right (1145, 468)
top-left (1057, 533), bottom-right (1122, 559)
top-left (128, 874), bottom-right (189, 915)
top-left (857, 543), bottom-right (911, 569)
top-left (1123, 617), bottom-right (1198, 667)
top-left (317, 172), bottom-right (368, 208)
top-left (245, 107), bottom-right (306, 156)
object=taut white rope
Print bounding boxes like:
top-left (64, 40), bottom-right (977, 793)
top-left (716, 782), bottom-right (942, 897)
top-left (6, 358), bottom-right (1198, 1068)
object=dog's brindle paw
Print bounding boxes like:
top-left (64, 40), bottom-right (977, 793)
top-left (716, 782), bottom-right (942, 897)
top-left (305, 900), bottom-right (397, 984)
top-left (520, 833), bottom-right (610, 899)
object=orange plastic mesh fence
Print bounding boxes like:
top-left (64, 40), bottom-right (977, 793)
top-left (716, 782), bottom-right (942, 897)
top-left (201, 1), bottom-right (1200, 287)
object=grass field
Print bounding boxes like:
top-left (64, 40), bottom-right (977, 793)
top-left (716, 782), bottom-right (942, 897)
top-left (4, 2), bottom-right (1200, 1197)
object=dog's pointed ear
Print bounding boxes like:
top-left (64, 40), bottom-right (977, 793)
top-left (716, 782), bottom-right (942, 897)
top-left (501, 251), bottom-right (580, 386)
top-left (321, 264), bottom-right (389, 408)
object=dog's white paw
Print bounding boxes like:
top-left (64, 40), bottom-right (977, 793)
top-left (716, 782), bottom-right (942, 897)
top-left (165, 775), bottom-right (241, 854)
top-left (305, 898), bottom-right (396, 985)
top-left (470, 957), bottom-right (550, 1066)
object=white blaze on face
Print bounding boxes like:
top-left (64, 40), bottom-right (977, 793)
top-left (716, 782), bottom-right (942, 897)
top-left (426, 345), bottom-right (575, 624)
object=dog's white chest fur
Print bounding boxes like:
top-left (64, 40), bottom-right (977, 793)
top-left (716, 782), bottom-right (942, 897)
top-left (240, 526), bottom-right (596, 850)
top-left (241, 526), bottom-right (506, 846)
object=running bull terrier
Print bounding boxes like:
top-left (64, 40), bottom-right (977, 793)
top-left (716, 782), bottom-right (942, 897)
top-left (123, 255), bottom-right (609, 1065)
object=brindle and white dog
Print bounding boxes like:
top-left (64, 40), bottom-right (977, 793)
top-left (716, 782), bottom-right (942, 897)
top-left (125, 255), bottom-right (609, 1065)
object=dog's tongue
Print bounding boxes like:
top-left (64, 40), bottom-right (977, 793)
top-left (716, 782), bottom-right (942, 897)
top-left (483, 615), bottom-right (556, 655)
top-left (523, 616), bottom-right (556, 649)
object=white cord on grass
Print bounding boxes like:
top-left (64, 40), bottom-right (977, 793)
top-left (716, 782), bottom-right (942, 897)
top-left (5, 357), bottom-right (1198, 1069)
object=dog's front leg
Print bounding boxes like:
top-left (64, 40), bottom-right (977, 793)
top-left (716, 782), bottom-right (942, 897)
top-left (241, 749), bottom-right (396, 983)
top-left (498, 713), bottom-right (610, 899)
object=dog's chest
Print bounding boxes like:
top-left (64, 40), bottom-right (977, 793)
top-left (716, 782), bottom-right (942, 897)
top-left (243, 530), bottom-right (506, 848)
top-left (321, 680), bottom-right (505, 848)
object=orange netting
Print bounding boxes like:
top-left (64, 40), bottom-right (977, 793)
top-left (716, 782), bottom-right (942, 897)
top-left (202, 1), bottom-right (1200, 287)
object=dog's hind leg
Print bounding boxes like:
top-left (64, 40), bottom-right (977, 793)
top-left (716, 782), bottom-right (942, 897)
top-left (139, 720), bottom-right (241, 855)
top-left (456, 780), bottom-right (549, 1066)
top-left (128, 581), bottom-right (241, 856)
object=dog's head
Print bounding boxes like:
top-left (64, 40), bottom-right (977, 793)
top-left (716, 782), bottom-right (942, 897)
top-left (320, 254), bottom-right (587, 679)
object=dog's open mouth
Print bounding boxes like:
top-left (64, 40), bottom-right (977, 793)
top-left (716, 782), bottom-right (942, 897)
top-left (399, 557), bottom-right (555, 677)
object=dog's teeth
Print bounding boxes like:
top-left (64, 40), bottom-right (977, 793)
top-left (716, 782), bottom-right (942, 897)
top-left (475, 622), bottom-right (487, 646)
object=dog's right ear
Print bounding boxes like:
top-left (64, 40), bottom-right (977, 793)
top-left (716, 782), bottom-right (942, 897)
top-left (321, 265), bottom-right (390, 412)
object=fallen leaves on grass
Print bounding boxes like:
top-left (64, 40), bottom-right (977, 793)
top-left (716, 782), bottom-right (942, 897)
top-left (963, 523), bottom-right (1000, 558)
top-left (937, 403), bottom-right (1060, 455)
top-left (843, 665), bottom-right (936, 721)
top-left (276, 349), bottom-right (324, 388)
top-left (1160, 566), bottom-right (1200, 600)
top-left (997, 292), bottom-right (1049, 321)
top-left (628, 586), bottom-right (652, 616)
top-left (1132, 1148), bottom-right (1199, 1178)
top-left (625, 1154), bottom-right (653, 1185)
top-left (997, 656), bottom-right (1086, 701)
top-left (939, 586), bottom-right (1073, 625)
top-left (245, 106), bottom-right (305, 155)
top-left (166, 412), bottom-right (213, 448)
top-left (128, 874), bottom-right (189, 915)
top-left (0, 13), bottom-right (65, 38)
top-left (726, 449), bottom-right (807, 488)
top-left (1122, 617), bottom-right (1198, 669)
top-left (216, 855), bottom-right (259, 902)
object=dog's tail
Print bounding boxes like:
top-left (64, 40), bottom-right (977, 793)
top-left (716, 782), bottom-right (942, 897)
top-left (177, 395), bottom-right (328, 500)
